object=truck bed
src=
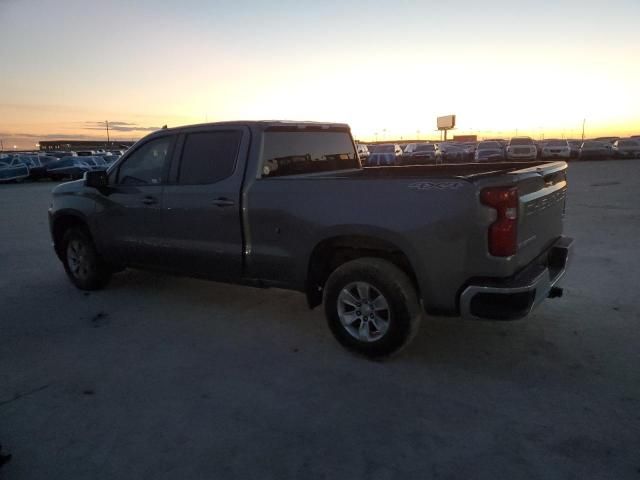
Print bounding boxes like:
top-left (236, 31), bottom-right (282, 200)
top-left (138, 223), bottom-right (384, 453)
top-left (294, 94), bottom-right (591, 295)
top-left (353, 161), bottom-right (564, 179)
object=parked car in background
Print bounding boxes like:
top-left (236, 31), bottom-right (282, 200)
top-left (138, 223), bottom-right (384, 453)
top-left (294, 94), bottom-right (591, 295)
top-left (612, 139), bottom-right (640, 158)
top-left (593, 137), bottom-right (618, 155)
top-left (485, 139), bottom-right (508, 149)
top-left (38, 155), bottom-right (59, 168)
top-left (0, 161), bottom-right (30, 182)
top-left (593, 137), bottom-right (619, 144)
top-left (506, 137), bottom-right (537, 160)
top-left (456, 142), bottom-right (476, 160)
top-left (10, 155), bottom-right (48, 179)
top-left (47, 151), bottom-right (77, 158)
top-left (474, 141), bottom-right (505, 162)
top-left (579, 141), bottom-right (611, 160)
top-left (402, 143), bottom-right (418, 155)
top-left (355, 143), bottom-right (370, 162)
top-left (366, 144), bottom-right (403, 166)
top-left (81, 156), bottom-right (109, 170)
top-left (46, 156), bottom-right (93, 180)
top-left (568, 140), bottom-right (582, 159)
top-left (402, 143), bottom-right (438, 165)
top-left (541, 139), bottom-right (571, 160)
top-left (437, 143), bottom-right (467, 163)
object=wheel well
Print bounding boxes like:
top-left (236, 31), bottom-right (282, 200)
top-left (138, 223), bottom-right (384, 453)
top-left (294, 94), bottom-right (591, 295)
top-left (306, 235), bottom-right (419, 309)
top-left (52, 215), bottom-right (88, 259)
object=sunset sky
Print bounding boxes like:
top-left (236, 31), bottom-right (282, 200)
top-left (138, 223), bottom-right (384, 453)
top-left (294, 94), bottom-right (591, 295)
top-left (1, 0), bottom-right (639, 148)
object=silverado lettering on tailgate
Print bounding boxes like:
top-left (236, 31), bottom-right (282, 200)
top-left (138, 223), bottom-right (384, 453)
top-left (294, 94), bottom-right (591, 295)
top-left (524, 188), bottom-right (567, 217)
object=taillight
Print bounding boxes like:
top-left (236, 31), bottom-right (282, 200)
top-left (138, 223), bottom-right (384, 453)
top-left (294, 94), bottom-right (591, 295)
top-left (481, 187), bottom-right (518, 257)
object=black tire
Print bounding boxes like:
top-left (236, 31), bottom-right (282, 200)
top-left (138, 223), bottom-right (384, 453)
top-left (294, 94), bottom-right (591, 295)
top-left (324, 258), bottom-right (422, 359)
top-left (61, 227), bottom-right (112, 290)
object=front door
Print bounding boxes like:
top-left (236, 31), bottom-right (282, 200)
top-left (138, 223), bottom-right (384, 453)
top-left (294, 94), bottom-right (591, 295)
top-left (94, 135), bottom-right (175, 266)
top-left (159, 127), bottom-right (248, 280)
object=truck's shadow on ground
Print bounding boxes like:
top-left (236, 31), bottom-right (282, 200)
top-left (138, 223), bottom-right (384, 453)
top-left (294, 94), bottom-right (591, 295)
top-left (103, 268), bottom-right (575, 375)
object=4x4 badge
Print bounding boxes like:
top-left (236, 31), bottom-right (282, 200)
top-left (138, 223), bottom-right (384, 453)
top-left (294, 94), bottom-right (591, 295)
top-left (408, 181), bottom-right (464, 191)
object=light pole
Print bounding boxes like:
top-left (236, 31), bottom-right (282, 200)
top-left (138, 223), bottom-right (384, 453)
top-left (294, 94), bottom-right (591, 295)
top-left (581, 118), bottom-right (586, 142)
top-left (106, 120), bottom-right (110, 144)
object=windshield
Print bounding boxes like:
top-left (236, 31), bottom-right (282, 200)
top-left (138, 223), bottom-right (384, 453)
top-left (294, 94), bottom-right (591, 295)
top-left (547, 140), bottom-right (568, 147)
top-left (510, 138), bottom-right (534, 146)
top-left (371, 145), bottom-right (394, 153)
top-left (619, 140), bottom-right (638, 147)
top-left (414, 144), bottom-right (435, 152)
top-left (478, 142), bottom-right (501, 150)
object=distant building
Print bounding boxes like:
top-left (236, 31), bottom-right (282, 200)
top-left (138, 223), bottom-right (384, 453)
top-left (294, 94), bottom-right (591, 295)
top-left (39, 140), bottom-right (136, 151)
top-left (453, 135), bottom-right (478, 142)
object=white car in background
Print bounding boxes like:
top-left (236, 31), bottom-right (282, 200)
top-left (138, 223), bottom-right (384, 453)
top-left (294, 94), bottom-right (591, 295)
top-left (541, 139), bottom-right (571, 159)
top-left (506, 137), bottom-right (537, 160)
top-left (355, 143), bottom-right (370, 162)
top-left (612, 139), bottom-right (640, 158)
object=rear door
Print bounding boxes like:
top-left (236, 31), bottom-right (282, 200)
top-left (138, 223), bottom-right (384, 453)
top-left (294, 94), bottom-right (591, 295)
top-left (159, 126), bottom-right (249, 280)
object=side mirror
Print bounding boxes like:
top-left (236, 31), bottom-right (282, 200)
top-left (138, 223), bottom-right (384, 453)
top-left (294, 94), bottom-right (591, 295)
top-left (85, 170), bottom-right (109, 189)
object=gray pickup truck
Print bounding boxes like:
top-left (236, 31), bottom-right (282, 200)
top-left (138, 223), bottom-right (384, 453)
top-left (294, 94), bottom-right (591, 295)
top-left (49, 121), bottom-right (573, 357)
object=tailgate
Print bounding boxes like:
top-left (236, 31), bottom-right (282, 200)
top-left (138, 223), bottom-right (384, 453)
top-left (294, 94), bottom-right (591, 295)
top-left (511, 162), bottom-right (568, 269)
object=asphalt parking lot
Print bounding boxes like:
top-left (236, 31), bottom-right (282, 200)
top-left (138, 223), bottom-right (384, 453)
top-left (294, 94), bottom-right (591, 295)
top-left (1, 160), bottom-right (639, 479)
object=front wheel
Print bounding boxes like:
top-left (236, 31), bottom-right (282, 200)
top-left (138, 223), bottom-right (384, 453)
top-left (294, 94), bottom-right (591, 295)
top-left (324, 258), bottom-right (422, 358)
top-left (61, 227), bottom-right (112, 290)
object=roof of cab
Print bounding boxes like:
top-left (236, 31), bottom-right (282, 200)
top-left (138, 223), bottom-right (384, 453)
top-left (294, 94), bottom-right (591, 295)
top-left (155, 120), bottom-right (351, 134)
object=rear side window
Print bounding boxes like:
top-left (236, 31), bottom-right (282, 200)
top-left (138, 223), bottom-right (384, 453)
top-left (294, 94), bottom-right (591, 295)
top-left (178, 131), bottom-right (242, 184)
top-left (261, 130), bottom-right (358, 178)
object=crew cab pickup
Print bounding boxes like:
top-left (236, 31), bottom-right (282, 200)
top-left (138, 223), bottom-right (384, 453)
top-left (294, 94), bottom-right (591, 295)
top-left (49, 121), bottom-right (573, 357)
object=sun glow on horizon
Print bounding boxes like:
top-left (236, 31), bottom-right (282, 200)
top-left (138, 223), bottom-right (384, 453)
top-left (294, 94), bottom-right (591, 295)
top-left (1, 0), bottom-right (639, 149)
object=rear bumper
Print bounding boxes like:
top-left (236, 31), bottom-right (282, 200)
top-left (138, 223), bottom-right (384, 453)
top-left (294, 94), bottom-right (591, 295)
top-left (459, 236), bottom-right (573, 320)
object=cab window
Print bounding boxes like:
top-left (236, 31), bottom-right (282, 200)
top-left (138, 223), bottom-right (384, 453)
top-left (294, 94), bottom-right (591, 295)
top-left (116, 136), bottom-right (174, 185)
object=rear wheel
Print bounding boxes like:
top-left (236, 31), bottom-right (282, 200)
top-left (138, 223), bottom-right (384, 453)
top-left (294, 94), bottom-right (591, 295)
top-left (61, 227), bottom-right (112, 290)
top-left (324, 258), bottom-right (422, 358)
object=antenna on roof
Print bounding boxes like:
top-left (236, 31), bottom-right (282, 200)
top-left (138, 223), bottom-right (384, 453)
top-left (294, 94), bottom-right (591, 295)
top-left (162, 125), bottom-right (168, 129)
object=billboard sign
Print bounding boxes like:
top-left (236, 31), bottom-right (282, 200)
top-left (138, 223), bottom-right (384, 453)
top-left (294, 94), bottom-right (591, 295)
top-left (437, 115), bottom-right (456, 130)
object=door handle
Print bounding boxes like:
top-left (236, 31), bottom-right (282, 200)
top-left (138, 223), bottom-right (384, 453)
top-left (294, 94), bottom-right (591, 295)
top-left (141, 196), bottom-right (158, 205)
top-left (212, 197), bottom-right (235, 207)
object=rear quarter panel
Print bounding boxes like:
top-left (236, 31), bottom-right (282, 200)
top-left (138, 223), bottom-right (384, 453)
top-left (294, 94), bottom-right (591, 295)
top-left (245, 175), bottom-right (480, 312)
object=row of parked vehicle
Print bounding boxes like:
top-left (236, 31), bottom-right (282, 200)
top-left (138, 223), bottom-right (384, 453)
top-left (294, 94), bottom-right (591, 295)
top-left (357, 135), bottom-right (640, 166)
top-left (0, 149), bottom-right (126, 183)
